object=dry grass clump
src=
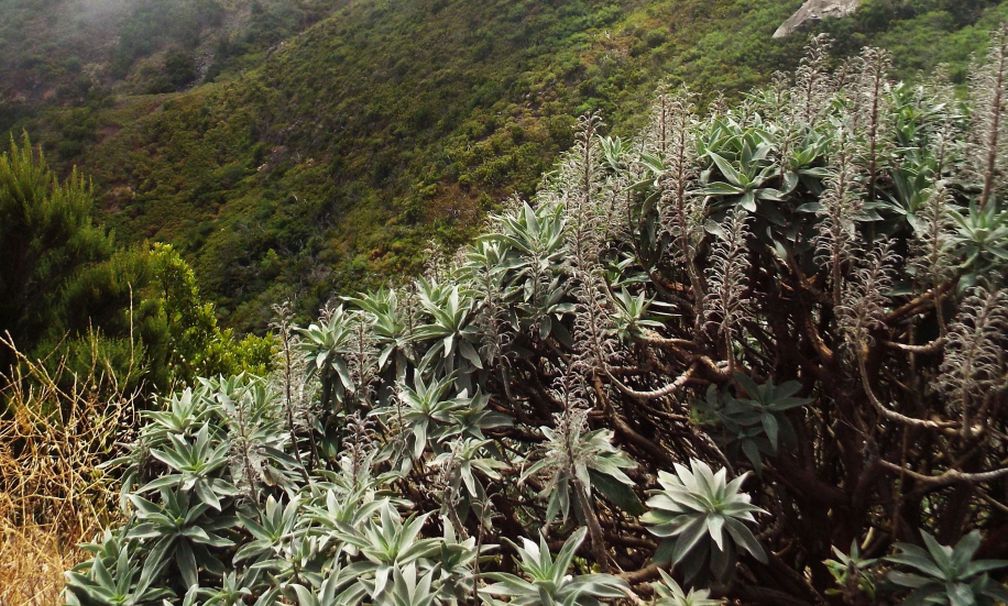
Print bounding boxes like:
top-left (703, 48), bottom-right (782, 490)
top-left (0, 335), bottom-right (139, 606)
top-left (0, 512), bottom-right (86, 606)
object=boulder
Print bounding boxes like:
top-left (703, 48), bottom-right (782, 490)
top-left (773, 0), bottom-right (860, 38)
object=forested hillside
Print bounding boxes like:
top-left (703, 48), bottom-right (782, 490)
top-left (5, 0), bottom-right (1008, 332)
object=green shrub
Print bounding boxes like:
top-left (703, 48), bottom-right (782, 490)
top-left (0, 137), bottom-right (270, 402)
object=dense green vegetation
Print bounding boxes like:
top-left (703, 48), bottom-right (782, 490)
top-left (8, 0), bottom-right (1008, 332)
top-left (0, 136), bottom-right (271, 399)
top-left (823, 0), bottom-right (1008, 79)
top-left (64, 29), bottom-right (1008, 605)
top-left (21, 0), bottom-right (797, 329)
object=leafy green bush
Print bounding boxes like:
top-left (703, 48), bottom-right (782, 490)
top-left (0, 136), bottom-right (271, 401)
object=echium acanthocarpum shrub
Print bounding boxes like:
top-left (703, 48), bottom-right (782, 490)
top-left (642, 460), bottom-right (766, 585)
top-left (482, 527), bottom-right (629, 605)
top-left (67, 27), bottom-right (1008, 606)
top-left (520, 375), bottom-right (637, 573)
top-left (298, 303), bottom-right (353, 410)
top-left (412, 278), bottom-right (486, 394)
top-left (475, 195), bottom-right (569, 351)
top-left (346, 285), bottom-right (416, 387)
top-left (298, 301), bottom-right (380, 457)
top-left (462, 237), bottom-right (513, 367)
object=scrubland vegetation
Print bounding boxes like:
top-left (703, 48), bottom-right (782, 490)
top-left (3, 1), bottom-right (1008, 605)
top-left (8, 27), bottom-right (1001, 605)
top-left (0, 347), bottom-right (136, 605)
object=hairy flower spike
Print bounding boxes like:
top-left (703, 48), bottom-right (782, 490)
top-left (647, 83), bottom-right (678, 158)
top-left (571, 272), bottom-right (618, 376)
top-left (565, 111), bottom-right (606, 212)
top-left (550, 113), bottom-right (621, 375)
top-left (767, 70), bottom-right (793, 118)
top-left (793, 33), bottom-right (835, 125)
top-left (836, 239), bottom-right (900, 356)
top-left (270, 301), bottom-right (318, 477)
top-left (910, 183), bottom-right (957, 290)
top-left (343, 412), bottom-right (377, 488)
top-left (421, 238), bottom-right (451, 283)
top-left (854, 47), bottom-right (893, 201)
top-left (939, 286), bottom-right (1008, 435)
top-left (655, 88), bottom-right (706, 315)
top-left (971, 23), bottom-right (1008, 208)
top-left (347, 311), bottom-right (378, 408)
top-left (558, 114), bottom-right (607, 266)
top-left (703, 207), bottom-right (753, 368)
top-left (814, 128), bottom-right (864, 307)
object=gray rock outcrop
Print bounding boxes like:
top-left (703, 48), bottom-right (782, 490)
top-left (773, 0), bottom-right (860, 38)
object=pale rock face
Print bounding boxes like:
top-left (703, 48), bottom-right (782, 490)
top-left (773, 0), bottom-right (861, 38)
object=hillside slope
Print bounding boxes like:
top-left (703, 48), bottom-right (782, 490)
top-left (10, 0), bottom-right (1008, 330)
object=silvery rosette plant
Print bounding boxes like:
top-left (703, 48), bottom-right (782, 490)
top-left (642, 460), bottom-right (766, 584)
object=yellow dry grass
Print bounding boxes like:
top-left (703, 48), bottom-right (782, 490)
top-left (0, 335), bottom-right (139, 605)
top-left (0, 511), bottom-right (87, 605)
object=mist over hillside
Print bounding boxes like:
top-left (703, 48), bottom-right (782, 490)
top-left (0, 0), bottom-right (338, 116)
